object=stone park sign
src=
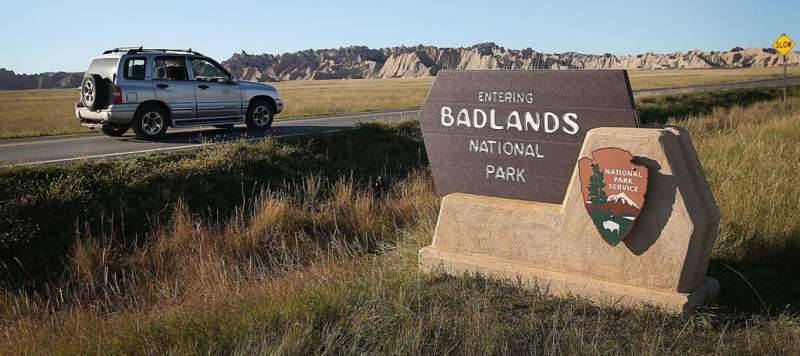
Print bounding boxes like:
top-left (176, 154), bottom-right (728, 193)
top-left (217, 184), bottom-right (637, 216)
top-left (418, 70), bottom-right (720, 313)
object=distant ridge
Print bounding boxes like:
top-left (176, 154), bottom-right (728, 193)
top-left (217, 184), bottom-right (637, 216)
top-left (223, 43), bottom-right (800, 82)
top-left (2, 43), bottom-right (799, 90)
top-left (0, 68), bottom-right (82, 90)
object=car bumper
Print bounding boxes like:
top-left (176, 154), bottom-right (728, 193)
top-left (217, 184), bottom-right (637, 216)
top-left (75, 103), bottom-right (138, 127)
top-left (274, 98), bottom-right (284, 114)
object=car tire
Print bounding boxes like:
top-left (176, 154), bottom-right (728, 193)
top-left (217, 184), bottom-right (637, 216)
top-left (245, 99), bottom-right (274, 131)
top-left (132, 104), bottom-right (169, 140)
top-left (80, 74), bottom-right (109, 111)
top-left (101, 124), bottom-right (129, 137)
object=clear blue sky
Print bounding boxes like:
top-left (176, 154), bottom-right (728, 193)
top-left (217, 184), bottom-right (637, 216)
top-left (1, 0), bottom-right (798, 74)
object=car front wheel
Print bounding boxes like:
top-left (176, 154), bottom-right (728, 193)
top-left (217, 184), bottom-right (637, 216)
top-left (246, 100), bottom-right (274, 131)
top-left (132, 104), bottom-right (169, 140)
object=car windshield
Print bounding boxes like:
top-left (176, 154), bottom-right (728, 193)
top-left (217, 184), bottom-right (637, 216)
top-left (85, 58), bottom-right (119, 80)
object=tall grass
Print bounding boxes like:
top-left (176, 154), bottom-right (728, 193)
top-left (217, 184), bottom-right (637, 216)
top-left (2, 172), bottom-right (435, 316)
top-left (671, 100), bottom-right (800, 311)
top-left (0, 121), bottom-right (426, 286)
top-left (2, 98), bottom-right (800, 354)
top-left (1, 172), bottom-right (440, 354)
top-left (677, 100), bottom-right (800, 262)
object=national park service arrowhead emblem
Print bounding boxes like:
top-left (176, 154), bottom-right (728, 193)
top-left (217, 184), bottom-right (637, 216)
top-left (578, 148), bottom-right (648, 246)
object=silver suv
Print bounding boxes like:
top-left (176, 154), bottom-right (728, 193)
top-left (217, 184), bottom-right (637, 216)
top-left (75, 47), bottom-right (284, 140)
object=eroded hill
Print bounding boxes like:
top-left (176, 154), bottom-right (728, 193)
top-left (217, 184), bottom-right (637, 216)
top-left (3, 43), bottom-right (799, 89)
top-left (223, 43), bottom-right (800, 81)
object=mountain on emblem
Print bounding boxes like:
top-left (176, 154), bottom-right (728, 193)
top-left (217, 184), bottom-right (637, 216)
top-left (607, 192), bottom-right (639, 209)
top-left (578, 148), bottom-right (649, 246)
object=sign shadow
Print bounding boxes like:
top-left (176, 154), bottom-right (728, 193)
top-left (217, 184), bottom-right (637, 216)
top-left (623, 156), bottom-right (677, 255)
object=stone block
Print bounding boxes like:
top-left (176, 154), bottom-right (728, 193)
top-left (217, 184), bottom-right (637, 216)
top-left (419, 127), bottom-right (720, 313)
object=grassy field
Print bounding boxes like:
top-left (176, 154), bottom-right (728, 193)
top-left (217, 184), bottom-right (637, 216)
top-left (628, 66), bottom-right (800, 90)
top-left (1, 88), bottom-right (800, 353)
top-left (273, 77), bottom-right (430, 117)
top-left (0, 89), bottom-right (79, 138)
top-left (1, 67), bottom-right (799, 139)
top-left (0, 78), bottom-right (432, 139)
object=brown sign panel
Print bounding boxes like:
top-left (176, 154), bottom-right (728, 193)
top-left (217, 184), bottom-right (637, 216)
top-left (578, 148), bottom-right (649, 246)
top-left (418, 70), bottom-right (639, 204)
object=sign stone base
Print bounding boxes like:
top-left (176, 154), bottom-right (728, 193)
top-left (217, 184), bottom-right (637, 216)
top-left (419, 127), bottom-right (720, 313)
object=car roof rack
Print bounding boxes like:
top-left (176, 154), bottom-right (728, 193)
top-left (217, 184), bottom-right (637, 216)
top-left (102, 47), bottom-right (205, 56)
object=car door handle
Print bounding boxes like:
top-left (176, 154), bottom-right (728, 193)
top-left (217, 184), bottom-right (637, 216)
top-left (156, 84), bottom-right (169, 89)
top-left (198, 84), bottom-right (209, 90)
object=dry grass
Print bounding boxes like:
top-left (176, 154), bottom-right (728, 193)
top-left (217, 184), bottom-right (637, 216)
top-left (1, 67), bottom-right (798, 139)
top-left (0, 88), bottom-right (79, 138)
top-left (674, 100), bottom-right (800, 266)
top-left (273, 77), bottom-right (431, 117)
top-left (1, 172), bottom-right (437, 344)
top-left (2, 100), bottom-right (800, 353)
top-left (17, 177), bottom-right (435, 354)
top-left (629, 66), bottom-right (800, 90)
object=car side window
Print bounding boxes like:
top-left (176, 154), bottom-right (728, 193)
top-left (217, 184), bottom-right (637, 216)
top-left (153, 57), bottom-right (188, 81)
top-left (190, 58), bottom-right (230, 82)
top-left (123, 58), bottom-right (146, 80)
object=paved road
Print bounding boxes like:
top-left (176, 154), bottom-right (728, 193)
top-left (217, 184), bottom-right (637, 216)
top-left (1, 76), bottom-right (798, 166)
top-left (0, 110), bottom-right (416, 166)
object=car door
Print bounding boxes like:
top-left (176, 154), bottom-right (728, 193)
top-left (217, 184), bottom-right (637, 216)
top-left (189, 57), bottom-right (242, 118)
top-left (152, 56), bottom-right (196, 119)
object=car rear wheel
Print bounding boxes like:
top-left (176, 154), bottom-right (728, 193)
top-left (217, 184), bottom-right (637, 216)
top-left (132, 104), bottom-right (169, 140)
top-left (101, 124), bottom-right (129, 137)
top-left (246, 99), bottom-right (274, 131)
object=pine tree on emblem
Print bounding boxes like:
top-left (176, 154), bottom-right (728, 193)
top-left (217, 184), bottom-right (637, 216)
top-left (588, 163), bottom-right (607, 207)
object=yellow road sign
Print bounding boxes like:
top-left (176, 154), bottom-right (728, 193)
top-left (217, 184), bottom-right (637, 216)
top-left (773, 33), bottom-right (795, 56)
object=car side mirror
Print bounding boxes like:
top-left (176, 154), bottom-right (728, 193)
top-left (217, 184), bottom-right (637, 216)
top-left (229, 76), bottom-right (239, 84)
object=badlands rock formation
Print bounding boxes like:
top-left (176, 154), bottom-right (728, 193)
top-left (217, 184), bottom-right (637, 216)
top-left (223, 43), bottom-right (800, 82)
top-left (0, 68), bottom-right (83, 90)
top-left (2, 43), bottom-right (799, 89)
